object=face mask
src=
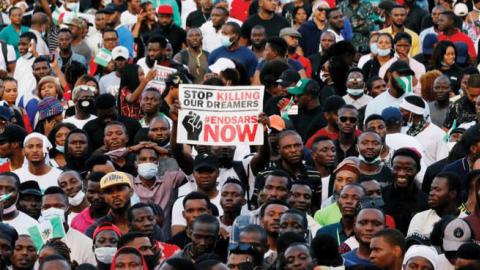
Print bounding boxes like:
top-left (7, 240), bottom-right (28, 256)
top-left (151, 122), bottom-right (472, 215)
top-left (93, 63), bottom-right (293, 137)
top-left (95, 247), bottom-right (117, 264)
top-left (56, 145), bottom-right (65, 153)
top-left (347, 88), bottom-right (364, 96)
top-left (79, 99), bottom-right (93, 111)
top-left (66, 2), bottom-right (79, 12)
top-left (3, 204), bottom-right (16, 215)
top-left (370, 43), bottom-right (378, 54)
top-left (137, 163), bottom-right (158, 179)
top-left (220, 34), bottom-right (233, 47)
top-left (377, 48), bottom-right (390, 57)
top-left (68, 190), bottom-right (85, 206)
top-left (40, 207), bottom-right (66, 223)
top-left (359, 153), bottom-right (382, 164)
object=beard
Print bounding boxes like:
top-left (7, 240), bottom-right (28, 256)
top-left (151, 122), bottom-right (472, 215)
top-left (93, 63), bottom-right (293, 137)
top-left (252, 40), bottom-right (266, 49)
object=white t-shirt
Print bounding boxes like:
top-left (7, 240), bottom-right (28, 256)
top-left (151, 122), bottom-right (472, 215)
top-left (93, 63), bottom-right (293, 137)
top-left (13, 166), bottom-right (63, 191)
top-left (99, 72), bottom-right (121, 97)
top-left (120, 11), bottom-right (137, 27)
top-left (321, 175), bottom-right (331, 204)
top-left (413, 123), bottom-right (449, 167)
top-left (357, 54), bottom-right (372, 69)
top-left (171, 190), bottom-right (223, 226)
top-left (63, 114), bottom-right (97, 129)
top-left (13, 56), bottom-right (36, 105)
top-left (0, 44), bottom-right (15, 71)
top-left (3, 211), bottom-right (39, 234)
top-left (63, 228), bottom-right (97, 265)
top-left (407, 209), bottom-right (467, 237)
top-left (343, 94), bottom-right (373, 109)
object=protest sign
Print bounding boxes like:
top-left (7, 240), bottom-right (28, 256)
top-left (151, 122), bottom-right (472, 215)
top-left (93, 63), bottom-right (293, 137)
top-left (94, 48), bottom-right (112, 67)
top-left (177, 84), bottom-right (264, 146)
top-left (147, 64), bottom-right (177, 93)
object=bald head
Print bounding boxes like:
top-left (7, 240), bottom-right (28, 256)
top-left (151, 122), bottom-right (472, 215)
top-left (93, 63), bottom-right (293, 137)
top-left (31, 12), bottom-right (48, 26)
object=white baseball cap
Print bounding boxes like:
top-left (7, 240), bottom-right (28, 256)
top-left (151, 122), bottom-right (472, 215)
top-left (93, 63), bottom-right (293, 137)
top-left (454, 3), bottom-right (468, 17)
top-left (112, 46), bottom-right (129, 60)
top-left (208, 58), bottom-right (236, 74)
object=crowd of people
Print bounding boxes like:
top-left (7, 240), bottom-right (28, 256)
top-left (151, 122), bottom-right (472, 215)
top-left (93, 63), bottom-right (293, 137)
top-left (0, 0), bottom-right (479, 269)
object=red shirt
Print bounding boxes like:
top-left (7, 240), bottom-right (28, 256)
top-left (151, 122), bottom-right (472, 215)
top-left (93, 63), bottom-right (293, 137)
top-left (0, 161), bottom-right (11, 173)
top-left (71, 207), bottom-right (95, 233)
top-left (230, 0), bottom-right (252, 22)
top-left (291, 53), bottom-right (312, 78)
top-left (437, 29), bottom-right (477, 59)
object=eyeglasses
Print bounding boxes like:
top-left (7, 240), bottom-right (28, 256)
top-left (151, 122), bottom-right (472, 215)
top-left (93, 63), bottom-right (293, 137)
top-left (340, 116), bottom-right (357, 123)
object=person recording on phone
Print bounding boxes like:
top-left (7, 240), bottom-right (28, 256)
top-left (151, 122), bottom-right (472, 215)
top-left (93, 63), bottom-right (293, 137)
top-left (13, 32), bottom-right (38, 103)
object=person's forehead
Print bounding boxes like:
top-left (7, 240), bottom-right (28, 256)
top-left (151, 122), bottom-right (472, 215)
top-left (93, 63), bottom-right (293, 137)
top-left (105, 124), bottom-right (125, 132)
top-left (138, 148), bottom-right (157, 157)
top-left (185, 198), bottom-right (208, 208)
top-left (221, 182), bottom-right (243, 193)
top-left (279, 133), bottom-right (302, 144)
top-left (43, 193), bottom-right (66, 204)
top-left (95, 230), bottom-right (118, 239)
top-left (291, 183), bottom-right (311, 193)
top-left (0, 175), bottom-right (16, 186)
top-left (132, 206), bottom-right (154, 216)
top-left (265, 175), bottom-right (288, 185)
top-left (392, 155), bottom-right (416, 165)
top-left (341, 185), bottom-right (363, 196)
top-left (265, 204), bottom-right (288, 212)
top-left (193, 222), bottom-right (217, 232)
top-left (16, 235), bottom-right (35, 246)
top-left (130, 236), bottom-right (151, 246)
top-left (280, 212), bottom-right (303, 223)
top-left (357, 208), bottom-right (383, 220)
top-left (359, 132), bottom-right (381, 142)
top-left (59, 171), bottom-right (80, 182)
top-left (367, 119), bottom-right (385, 128)
top-left (116, 253), bottom-right (142, 263)
top-left (348, 71), bottom-right (363, 79)
top-left (361, 180), bottom-right (380, 190)
top-left (150, 118), bottom-right (169, 128)
top-left (285, 244), bottom-right (310, 256)
top-left (25, 138), bottom-right (43, 146)
top-left (338, 108), bottom-right (358, 116)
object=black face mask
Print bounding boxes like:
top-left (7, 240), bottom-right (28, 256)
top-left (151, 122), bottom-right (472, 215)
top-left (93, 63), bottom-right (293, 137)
top-left (78, 98), bottom-right (94, 112)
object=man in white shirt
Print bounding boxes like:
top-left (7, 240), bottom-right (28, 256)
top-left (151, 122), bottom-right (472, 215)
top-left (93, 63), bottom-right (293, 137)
top-left (99, 46), bottom-right (128, 97)
top-left (365, 60), bottom-right (430, 120)
top-left (399, 95), bottom-right (448, 166)
top-left (0, 172), bottom-right (38, 235)
top-left (86, 11), bottom-right (109, 57)
top-left (41, 186), bottom-right (97, 265)
top-left (29, 12), bottom-right (50, 56)
top-left (419, 5), bottom-right (444, 49)
top-left (13, 32), bottom-right (38, 101)
top-left (13, 133), bottom-right (62, 191)
top-left (378, 32), bottom-right (426, 94)
top-left (200, 6), bottom-right (242, 53)
top-left (0, 42), bottom-right (16, 76)
top-left (408, 172), bottom-right (464, 237)
top-left (120, 0), bottom-right (141, 26)
top-left (343, 68), bottom-right (373, 109)
top-left (63, 86), bottom-right (97, 128)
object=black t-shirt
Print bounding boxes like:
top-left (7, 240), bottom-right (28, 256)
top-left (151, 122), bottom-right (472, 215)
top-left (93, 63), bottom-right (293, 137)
top-left (83, 115), bottom-right (142, 150)
top-left (186, 10), bottom-right (210, 28)
top-left (241, 14), bottom-right (290, 39)
top-left (360, 165), bottom-right (393, 187)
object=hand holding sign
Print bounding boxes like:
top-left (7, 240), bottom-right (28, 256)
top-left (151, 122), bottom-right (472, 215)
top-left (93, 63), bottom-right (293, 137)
top-left (182, 111), bottom-right (203, 140)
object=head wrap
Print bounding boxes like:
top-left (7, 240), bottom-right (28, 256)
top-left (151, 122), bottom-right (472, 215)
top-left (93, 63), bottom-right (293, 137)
top-left (403, 245), bottom-right (438, 270)
top-left (23, 132), bottom-right (52, 165)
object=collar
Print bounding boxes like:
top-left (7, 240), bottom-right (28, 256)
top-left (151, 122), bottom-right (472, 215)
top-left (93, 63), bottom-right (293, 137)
top-left (133, 175), bottom-right (163, 184)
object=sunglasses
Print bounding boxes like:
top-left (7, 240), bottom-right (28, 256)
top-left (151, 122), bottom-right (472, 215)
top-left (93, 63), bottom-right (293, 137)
top-left (229, 243), bottom-right (255, 252)
top-left (318, 7), bottom-right (327, 11)
top-left (340, 116), bottom-right (357, 123)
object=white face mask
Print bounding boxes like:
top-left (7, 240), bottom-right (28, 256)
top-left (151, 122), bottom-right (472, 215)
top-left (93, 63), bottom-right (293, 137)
top-left (347, 88), bottom-right (364, 96)
top-left (370, 43), bottom-right (378, 55)
top-left (95, 247), bottom-right (117, 264)
top-left (137, 163), bottom-right (158, 179)
top-left (40, 207), bottom-right (66, 223)
top-left (220, 34), bottom-right (233, 47)
top-left (377, 48), bottom-right (391, 57)
top-left (68, 190), bottom-right (85, 206)
top-left (3, 204), bottom-right (16, 215)
top-left (56, 145), bottom-right (65, 153)
top-left (66, 2), bottom-right (79, 12)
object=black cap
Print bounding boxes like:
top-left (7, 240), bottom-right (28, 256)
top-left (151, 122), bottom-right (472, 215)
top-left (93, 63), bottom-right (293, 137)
top-left (388, 60), bottom-right (415, 76)
top-left (103, 3), bottom-right (120, 13)
top-left (0, 124), bottom-right (28, 144)
top-left (457, 243), bottom-right (480, 260)
top-left (19, 180), bottom-right (42, 197)
top-left (276, 69), bottom-right (300, 87)
top-left (194, 153), bottom-right (219, 171)
top-left (0, 106), bottom-right (12, 121)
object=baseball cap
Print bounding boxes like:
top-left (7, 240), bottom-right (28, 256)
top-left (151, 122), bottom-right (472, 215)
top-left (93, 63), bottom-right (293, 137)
top-left (65, 17), bottom-right (86, 30)
top-left (0, 124), bottom-right (28, 144)
top-left (0, 106), bottom-right (12, 122)
top-left (388, 60), bottom-right (415, 76)
top-left (454, 3), bottom-right (468, 16)
top-left (103, 3), bottom-right (120, 13)
top-left (443, 218), bottom-right (472, 251)
top-left (269, 115), bottom-right (286, 132)
top-left (381, 106), bottom-right (402, 125)
top-left (288, 78), bottom-right (310, 96)
top-left (209, 58), bottom-right (236, 74)
top-left (157, 4), bottom-right (174, 14)
top-left (333, 159), bottom-right (360, 176)
top-left (276, 69), bottom-right (300, 87)
top-left (279, 27), bottom-right (302, 38)
top-left (112, 46), bottom-right (129, 60)
top-left (422, 34), bottom-right (438, 55)
top-left (100, 172), bottom-right (131, 190)
top-left (194, 153), bottom-right (219, 171)
top-left (19, 180), bottom-right (42, 197)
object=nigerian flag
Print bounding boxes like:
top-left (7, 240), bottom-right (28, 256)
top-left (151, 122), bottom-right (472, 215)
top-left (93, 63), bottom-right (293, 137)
top-left (395, 75), bottom-right (413, 93)
top-left (27, 216), bottom-right (66, 251)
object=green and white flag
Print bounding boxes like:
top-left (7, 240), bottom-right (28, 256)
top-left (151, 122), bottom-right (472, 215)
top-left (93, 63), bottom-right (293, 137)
top-left (27, 216), bottom-right (66, 251)
top-left (95, 48), bottom-right (113, 67)
top-left (395, 75), bottom-right (413, 93)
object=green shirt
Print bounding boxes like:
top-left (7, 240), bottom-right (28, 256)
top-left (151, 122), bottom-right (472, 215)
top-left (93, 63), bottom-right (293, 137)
top-left (0, 25), bottom-right (30, 59)
top-left (314, 202), bottom-right (341, 227)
